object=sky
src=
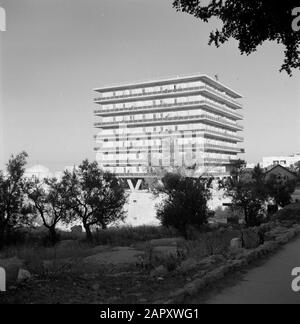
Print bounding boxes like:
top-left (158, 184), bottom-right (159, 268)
top-left (0, 0), bottom-right (299, 171)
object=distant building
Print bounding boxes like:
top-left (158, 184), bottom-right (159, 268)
top-left (264, 164), bottom-right (297, 182)
top-left (93, 74), bottom-right (244, 189)
top-left (24, 165), bottom-right (74, 180)
top-left (24, 165), bottom-right (53, 180)
top-left (262, 154), bottom-right (300, 168)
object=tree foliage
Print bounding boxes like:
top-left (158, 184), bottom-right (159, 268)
top-left (221, 161), bottom-right (297, 226)
top-left (220, 163), bottom-right (268, 227)
top-left (156, 173), bottom-right (212, 237)
top-left (0, 152), bottom-right (33, 247)
top-left (173, 0), bottom-right (300, 75)
top-left (64, 160), bottom-right (128, 241)
top-left (266, 174), bottom-right (297, 208)
top-left (27, 176), bottom-right (73, 244)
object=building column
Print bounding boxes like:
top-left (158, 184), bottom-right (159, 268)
top-left (127, 179), bottom-right (142, 191)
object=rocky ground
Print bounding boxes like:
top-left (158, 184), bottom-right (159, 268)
top-left (1, 221), bottom-right (300, 304)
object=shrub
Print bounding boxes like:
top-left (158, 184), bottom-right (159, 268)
top-left (272, 203), bottom-right (300, 222)
top-left (155, 173), bottom-right (212, 237)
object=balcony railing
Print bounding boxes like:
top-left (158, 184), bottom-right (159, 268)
top-left (95, 114), bottom-right (244, 131)
top-left (99, 172), bottom-right (231, 179)
top-left (94, 128), bottom-right (244, 143)
top-left (96, 143), bottom-right (243, 154)
top-left (100, 158), bottom-right (237, 166)
top-left (203, 129), bottom-right (244, 142)
top-left (94, 85), bottom-right (243, 109)
top-left (94, 99), bottom-right (243, 120)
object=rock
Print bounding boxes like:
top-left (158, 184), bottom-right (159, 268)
top-left (149, 237), bottom-right (184, 247)
top-left (17, 269), bottom-right (31, 282)
top-left (230, 238), bottom-right (242, 250)
top-left (150, 265), bottom-right (168, 278)
top-left (177, 258), bottom-right (198, 273)
top-left (0, 257), bottom-right (23, 283)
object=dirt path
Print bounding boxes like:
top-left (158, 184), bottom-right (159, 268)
top-left (189, 237), bottom-right (300, 304)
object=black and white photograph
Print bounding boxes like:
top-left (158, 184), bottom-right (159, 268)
top-left (0, 0), bottom-right (300, 309)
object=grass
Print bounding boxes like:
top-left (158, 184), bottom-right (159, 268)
top-left (89, 225), bottom-right (177, 247)
top-left (179, 228), bottom-right (241, 260)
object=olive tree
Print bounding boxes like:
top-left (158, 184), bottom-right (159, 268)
top-left (65, 160), bottom-right (128, 241)
top-left (0, 152), bottom-right (33, 247)
top-left (155, 173), bottom-right (212, 237)
top-left (27, 176), bottom-right (73, 244)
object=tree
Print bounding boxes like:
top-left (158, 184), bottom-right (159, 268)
top-left (291, 161), bottom-right (300, 183)
top-left (27, 176), bottom-right (73, 244)
top-left (229, 159), bottom-right (247, 181)
top-left (0, 152), bottom-right (33, 247)
top-left (65, 160), bottom-right (128, 241)
top-left (220, 163), bottom-right (268, 227)
top-left (155, 173), bottom-right (212, 237)
top-left (173, 0), bottom-right (300, 75)
top-left (266, 174), bottom-right (297, 208)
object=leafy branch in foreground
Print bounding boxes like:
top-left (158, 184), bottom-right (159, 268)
top-left (173, 0), bottom-right (300, 75)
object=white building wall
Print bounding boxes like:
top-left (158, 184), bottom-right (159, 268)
top-left (262, 154), bottom-right (300, 168)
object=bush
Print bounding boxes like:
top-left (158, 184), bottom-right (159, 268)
top-left (155, 173), bottom-right (212, 237)
top-left (272, 203), bottom-right (300, 222)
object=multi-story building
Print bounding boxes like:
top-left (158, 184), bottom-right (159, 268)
top-left (93, 74), bottom-right (244, 187)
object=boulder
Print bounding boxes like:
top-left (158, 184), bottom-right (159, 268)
top-left (230, 238), bottom-right (242, 250)
top-left (17, 269), bottom-right (31, 282)
top-left (0, 257), bottom-right (23, 283)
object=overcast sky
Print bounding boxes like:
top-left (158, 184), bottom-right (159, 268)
top-left (0, 0), bottom-right (299, 170)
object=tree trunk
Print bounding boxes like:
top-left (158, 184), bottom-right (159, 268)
top-left (0, 224), bottom-right (5, 250)
top-left (48, 226), bottom-right (58, 245)
top-left (100, 221), bottom-right (107, 230)
top-left (84, 223), bottom-right (93, 242)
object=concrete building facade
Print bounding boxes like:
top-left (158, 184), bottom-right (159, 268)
top-left (93, 74), bottom-right (244, 187)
